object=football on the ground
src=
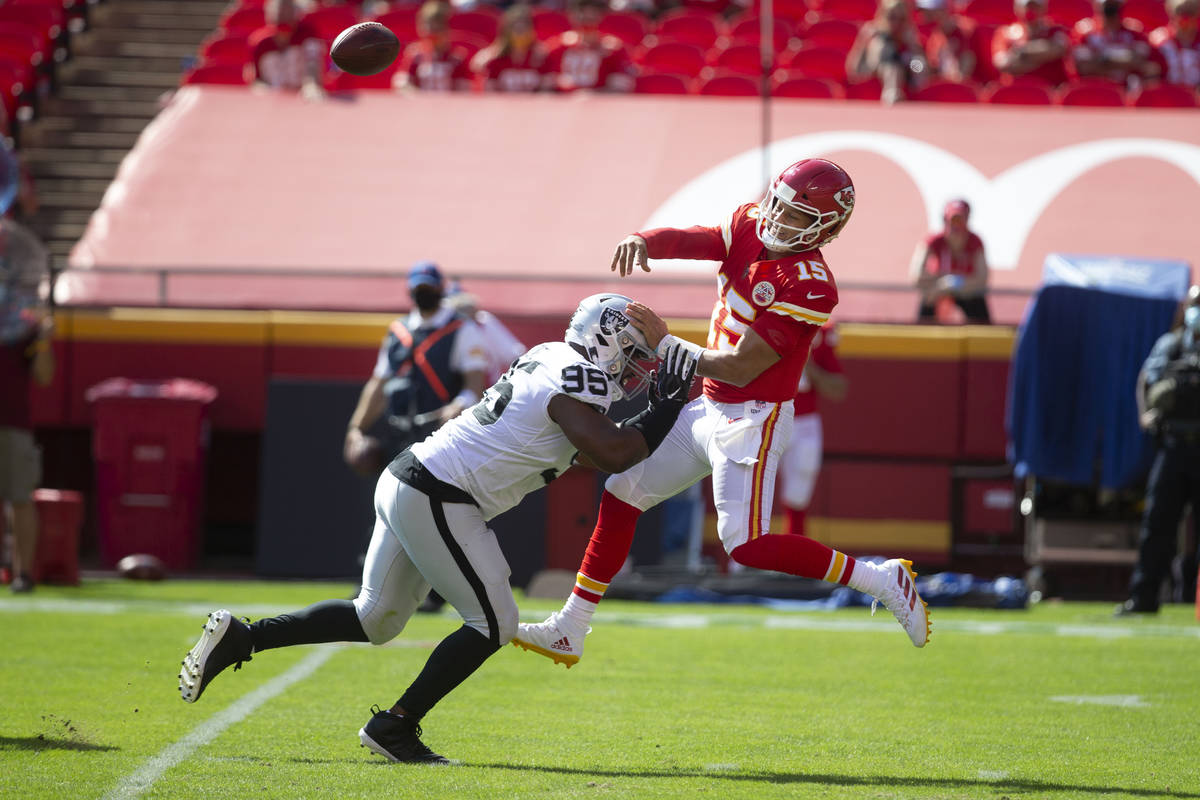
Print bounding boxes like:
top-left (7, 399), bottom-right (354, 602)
top-left (330, 22), bottom-right (400, 76)
top-left (117, 553), bottom-right (167, 581)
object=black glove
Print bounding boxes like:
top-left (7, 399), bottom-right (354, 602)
top-left (650, 341), bottom-right (698, 405)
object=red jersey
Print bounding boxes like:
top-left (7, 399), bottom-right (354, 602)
top-left (925, 19), bottom-right (978, 79)
top-left (792, 323), bottom-right (843, 417)
top-left (638, 203), bottom-right (839, 405)
top-left (249, 23), bottom-right (321, 89)
top-left (1150, 26), bottom-right (1200, 86)
top-left (992, 22), bottom-right (1072, 85)
top-left (1071, 18), bottom-right (1154, 82)
top-left (473, 46), bottom-right (546, 92)
top-left (542, 33), bottom-right (635, 92)
top-left (398, 42), bottom-right (472, 91)
top-left (920, 231), bottom-right (985, 277)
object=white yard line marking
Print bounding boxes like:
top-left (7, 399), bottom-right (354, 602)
top-left (100, 646), bottom-right (335, 800)
top-left (978, 770), bottom-right (1010, 780)
top-left (5, 597), bottom-right (1200, 640)
top-left (1049, 695), bottom-right (1150, 708)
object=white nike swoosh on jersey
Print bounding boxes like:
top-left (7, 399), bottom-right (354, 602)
top-left (807, 292), bottom-right (825, 300)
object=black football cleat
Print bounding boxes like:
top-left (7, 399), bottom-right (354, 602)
top-left (1114, 598), bottom-right (1159, 617)
top-left (179, 609), bottom-right (253, 703)
top-left (359, 705), bottom-right (451, 764)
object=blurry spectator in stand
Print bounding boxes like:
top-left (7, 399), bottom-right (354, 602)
top-left (1149, 0), bottom-right (1200, 86)
top-left (0, 141), bottom-right (37, 222)
top-left (846, 0), bottom-right (929, 103)
top-left (249, 0), bottom-right (326, 100)
top-left (909, 199), bottom-right (991, 324)
top-left (0, 220), bottom-right (53, 594)
top-left (918, 0), bottom-right (979, 81)
top-left (992, 0), bottom-right (1071, 86)
top-left (471, 4), bottom-right (547, 92)
top-left (1118, 285), bottom-right (1200, 616)
top-left (393, 0), bottom-right (474, 91)
top-left (542, 0), bottom-right (637, 92)
top-left (779, 323), bottom-right (847, 538)
top-left (1070, 0), bottom-right (1160, 86)
top-left (444, 283), bottom-right (527, 384)
top-left (345, 261), bottom-right (488, 476)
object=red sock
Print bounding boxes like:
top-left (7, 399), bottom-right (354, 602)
top-left (730, 534), bottom-right (857, 585)
top-left (572, 491), bottom-right (642, 602)
top-left (785, 507), bottom-right (806, 537)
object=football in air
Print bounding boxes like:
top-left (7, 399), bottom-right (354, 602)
top-left (117, 553), bottom-right (168, 581)
top-left (330, 22), bottom-right (401, 76)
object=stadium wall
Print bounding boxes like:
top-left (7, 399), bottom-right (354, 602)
top-left (30, 309), bottom-right (1014, 573)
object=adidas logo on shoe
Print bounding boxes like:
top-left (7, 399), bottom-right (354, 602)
top-left (550, 637), bottom-right (571, 652)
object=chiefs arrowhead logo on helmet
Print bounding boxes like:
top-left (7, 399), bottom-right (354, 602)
top-left (834, 186), bottom-right (855, 211)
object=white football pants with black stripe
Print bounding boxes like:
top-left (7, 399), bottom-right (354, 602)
top-left (354, 470), bottom-right (518, 649)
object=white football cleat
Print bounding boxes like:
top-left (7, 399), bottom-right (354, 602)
top-left (870, 559), bottom-right (931, 647)
top-left (511, 612), bottom-right (589, 668)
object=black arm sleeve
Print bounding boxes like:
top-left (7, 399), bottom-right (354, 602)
top-left (619, 398), bottom-right (685, 456)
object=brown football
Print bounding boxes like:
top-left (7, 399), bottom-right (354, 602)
top-left (117, 553), bottom-right (167, 581)
top-left (330, 22), bottom-right (400, 77)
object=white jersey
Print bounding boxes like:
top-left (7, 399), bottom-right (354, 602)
top-left (411, 341), bottom-right (617, 520)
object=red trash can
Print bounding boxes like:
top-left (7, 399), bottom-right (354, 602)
top-left (32, 489), bottom-right (84, 585)
top-left (85, 378), bottom-right (218, 571)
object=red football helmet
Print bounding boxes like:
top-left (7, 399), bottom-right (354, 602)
top-left (756, 158), bottom-right (855, 253)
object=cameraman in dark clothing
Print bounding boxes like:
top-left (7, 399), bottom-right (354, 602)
top-left (1117, 285), bottom-right (1200, 615)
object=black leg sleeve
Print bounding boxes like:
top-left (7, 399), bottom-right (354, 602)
top-left (396, 625), bottom-right (500, 719)
top-left (249, 599), bottom-right (369, 652)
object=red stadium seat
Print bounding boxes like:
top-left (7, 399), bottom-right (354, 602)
top-left (1055, 77), bottom-right (1127, 106)
top-left (447, 30), bottom-right (488, 60)
top-left (599, 11), bottom-right (650, 48)
top-left (1128, 82), bottom-right (1200, 107)
top-left (801, 17), bottom-right (859, 50)
top-left (372, 8), bottom-right (418, 42)
top-left (811, 0), bottom-right (878, 23)
top-left (634, 71), bottom-right (692, 94)
top-left (449, 10), bottom-right (500, 43)
top-left (981, 79), bottom-right (1054, 103)
top-left (771, 72), bottom-right (845, 97)
top-left (961, 0), bottom-right (1016, 25)
top-left (1045, 0), bottom-right (1093, 27)
top-left (726, 15), bottom-right (797, 49)
top-left (200, 34), bottom-right (252, 67)
top-left (778, 44), bottom-right (847, 81)
top-left (697, 72), bottom-right (761, 95)
top-left (910, 79), bottom-right (980, 102)
top-left (637, 41), bottom-right (707, 77)
top-left (970, 23), bottom-right (1001, 82)
top-left (531, 8), bottom-right (571, 42)
top-left (299, 5), bottom-right (359, 42)
top-left (220, 6), bottom-right (266, 36)
top-left (679, 0), bottom-right (735, 15)
top-left (1122, 0), bottom-right (1169, 31)
top-left (0, 4), bottom-right (63, 58)
top-left (655, 8), bottom-right (726, 50)
top-left (709, 43), bottom-right (767, 76)
top-left (844, 75), bottom-right (883, 98)
top-left (181, 63), bottom-right (251, 86)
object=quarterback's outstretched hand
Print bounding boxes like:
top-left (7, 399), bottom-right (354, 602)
top-left (651, 341), bottom-right (698, 405)
top-left (611, 235), bottom-right (650, 277)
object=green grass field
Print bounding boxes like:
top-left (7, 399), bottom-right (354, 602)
top-left (3, 578), bottom-right (1199, 800)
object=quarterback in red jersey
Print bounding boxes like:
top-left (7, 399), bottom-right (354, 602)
top-left (514, 159), bottom-right (931, 666)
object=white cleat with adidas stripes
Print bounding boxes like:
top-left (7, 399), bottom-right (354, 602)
top-left (870, 558), bottom-right (931, 647)
top-left (511, 612), bottom-right (589, 668)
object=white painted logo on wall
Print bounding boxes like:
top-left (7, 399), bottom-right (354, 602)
top-left (643, 131), bottom-right (1200, 273)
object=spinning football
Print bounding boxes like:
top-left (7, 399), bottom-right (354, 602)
top-left (330, 22), bottom-right (400, 76)
top-left (117, 553), bottom-right (167, 581)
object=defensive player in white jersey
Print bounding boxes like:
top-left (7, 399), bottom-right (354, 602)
top-left (514, 159), bottom-right (930, 668)
top-left (177, 294), bottom-right (696, 764)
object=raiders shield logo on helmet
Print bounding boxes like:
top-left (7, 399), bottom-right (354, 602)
top-left (599, 307), bottom-right (629, 335)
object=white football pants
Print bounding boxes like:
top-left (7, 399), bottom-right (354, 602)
top-left (353, 470), bottom-right (518, 647)
top-left (606, 395), bottom-right (794, 553)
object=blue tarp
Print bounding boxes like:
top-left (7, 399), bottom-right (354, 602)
top-left (1007, 255), bottom-right (1188, 489)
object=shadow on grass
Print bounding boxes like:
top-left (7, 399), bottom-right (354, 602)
top-left (0, 735), bottom-right (119, 753)
top-left (469, 762), bottom-right (1200, 799)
